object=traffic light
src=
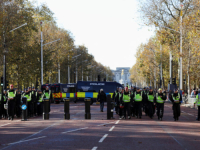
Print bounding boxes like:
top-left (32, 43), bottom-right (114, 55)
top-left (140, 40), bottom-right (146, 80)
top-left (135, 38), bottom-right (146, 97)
top-left (1, 77), bottom-right (3, 86)
top-left (6, 80), bottom-right (9, 87)
top-left (172, 78), bottom-right (176, 85)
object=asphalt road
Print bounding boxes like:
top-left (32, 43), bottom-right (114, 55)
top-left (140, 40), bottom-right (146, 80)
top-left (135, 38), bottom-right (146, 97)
top-left (0, 101), bottom-right (200, 150)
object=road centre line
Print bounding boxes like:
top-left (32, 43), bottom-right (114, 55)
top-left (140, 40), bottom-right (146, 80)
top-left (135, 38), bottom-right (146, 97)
top-left (91, 147), bottom-right (98, 150)
top-left (62, 127), bottom-right (88, 134)
top-left (0, 123), bottom-right (11, 127)
top-left (109, 126), bottom-right (115, 131)
top-left (99, 134), bottom-right (108, 143)
top-left (115, 120), bottom-right (120, 124)
top-left (5, 136), bottom-right (46, 146)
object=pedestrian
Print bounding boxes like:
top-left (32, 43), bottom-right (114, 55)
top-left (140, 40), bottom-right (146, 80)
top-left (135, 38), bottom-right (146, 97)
top-left (43, 86), bottom-right (51, 113)
top-left (112, 87), bottom-right (119, 114)
top-left (32, 87), bottom-right (37, 116)
top-left (1, 90), bottom-right (7, 119)
top-left (37, 90), bottom-right (44, 116)
top-left (24, 88), bottom-right (32, 117)
top-left (16, 90), bottom-right (22, 118)
top-left (120, 86), bottom-right (131, 119)
top-left (155, 88), bottom-right (166, 121)
top-left (172, 89), bottom-right (182, 121)
top-left (7, 84), bottom-right (16, 120)
top-left (194, 89), bottom-right (200, 121)
top-left (97, 89), bottom-right (106, 112)
top-left (133, 87), bottom-right (143, 119)
top-left (130, 86), bottom-right (136, 117)
top-left (119, 88), bottom-right (125, 119)
top-left (147, 87), bottom-right (155, 119)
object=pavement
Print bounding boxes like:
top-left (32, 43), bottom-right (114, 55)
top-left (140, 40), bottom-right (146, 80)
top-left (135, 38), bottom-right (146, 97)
top-left (0, 101), bottom-right (200, 150)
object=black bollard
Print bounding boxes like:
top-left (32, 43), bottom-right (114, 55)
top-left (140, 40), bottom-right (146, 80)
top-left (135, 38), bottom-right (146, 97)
top-left (85, 98), bottom-right (91, 119)
top-left (107, 94), bottom-right (115, 119)
top-left (64, 98), bottom-right (70, 120)
top-left (107, 94), bottom-right (112, 119)
top-left (43, 98), bottom-right (49, 120)
top-left (21, 97), bottom-right (28, 121)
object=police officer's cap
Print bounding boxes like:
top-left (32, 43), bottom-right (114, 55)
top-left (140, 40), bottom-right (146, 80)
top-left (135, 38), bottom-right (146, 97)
top-left (32, 86), bottom-right (35, 89)
top-left (136, 87), bottom-right (140, 90)
top-left (28, 87), bottom-right (31, 89)
top-left (3, 90), bottom-right (7, 92)
top-left (38, 90), bottom-right (42, 92)
top-left (198, 89), bottom-right (200, 92)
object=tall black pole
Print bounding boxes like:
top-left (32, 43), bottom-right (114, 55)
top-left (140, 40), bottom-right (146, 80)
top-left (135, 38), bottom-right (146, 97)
top-left (3, 54), bottom-right (6, 90)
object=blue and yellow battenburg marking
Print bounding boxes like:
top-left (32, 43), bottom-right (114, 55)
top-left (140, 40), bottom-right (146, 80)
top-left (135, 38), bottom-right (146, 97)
top-left (77, 92), bottom-right (113, 98)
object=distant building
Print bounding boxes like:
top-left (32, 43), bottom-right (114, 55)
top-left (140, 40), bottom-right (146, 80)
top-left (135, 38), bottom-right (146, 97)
top-left (112, 67), bottom-right (131, 86)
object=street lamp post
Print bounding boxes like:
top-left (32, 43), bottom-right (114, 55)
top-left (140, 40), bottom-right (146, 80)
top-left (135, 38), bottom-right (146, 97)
top-left (3, 23), bottom-right (27, 90)
top-left (71, 54), bottom-right (81, 83)
top-left (40, 21), bottom-right (60, 85)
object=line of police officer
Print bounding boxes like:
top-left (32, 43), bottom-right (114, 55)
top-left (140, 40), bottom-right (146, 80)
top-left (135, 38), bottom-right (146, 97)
top-left (0, 84), bottom-right (51, 121)
top-left (113, 86), bottom-right (183, 121)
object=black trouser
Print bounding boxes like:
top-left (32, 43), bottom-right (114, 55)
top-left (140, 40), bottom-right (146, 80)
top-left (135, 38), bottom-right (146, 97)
top-left (33, 102), bottom-right (37, 116)
top-left (2, 101), bottom-right (7, 118)
top-left (123, 102), bottom-right (130, 118)
top-left (148, 101), bottom-right (154, 118)
top-left (135, 101), bottom-right (142, 118)
top-left (15, 103), bottom-right (21, 117)
top-left (37, 102), bottom-right (43, 116)
top-left (157, 103), bottom-right (164, 119)
top-left (131, 103), bottom-right (135, 117)
top-left (119, 106), bottom-right (124, 117)
top-left (198, 106), bottom-right (200, 120)
top-left (173, 103), bottom-right (180, 119)
top-left (7, 100), bottom-right (15, 119)
top-left (144, 102), bottom-right (148, 115)
top-left (100, 102), bottom-right (104, 111)
top-left (0, 103), bottom-right (3, 118)
top-left (28, 101), bottom-right (33, 117)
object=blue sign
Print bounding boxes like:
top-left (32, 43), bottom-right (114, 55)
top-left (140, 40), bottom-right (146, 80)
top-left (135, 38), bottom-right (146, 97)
top-left (22, 104), bottom-right (27, 110)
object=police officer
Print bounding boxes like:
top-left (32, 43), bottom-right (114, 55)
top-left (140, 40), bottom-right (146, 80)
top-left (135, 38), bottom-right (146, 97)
top-left (130, 86), bottom-right (136, 117)
top-left (32, 87), bottom-right (37, 116)
top-left (1, 90), bottom-right (7, 119)
top-left (194, 89), bottom-right (200, 121)
top-left (156, 88), bottom-right (166, 121)
top-left (43, 86), bottom-right (51, 113)
top-left (119, 87), bottom-right (125, 119)
top-left (16, 90), bottom-right (22, 118)
top-left (37, 90), bottom-right (44, 116)
top-left (24, 88), bottom-right (32, 117)
top-left (7, 84), bottom-right (16, 120)
top-left (120, 86), bottom-right (131, 119)
top-left (147, 87), bottom-right (155, 119)
top-left (133, 87), bottom-right (143, 119)
top-left (172, 89), bottom-right (182, 121)
top-left (112, 87), bottom-right (119, 114)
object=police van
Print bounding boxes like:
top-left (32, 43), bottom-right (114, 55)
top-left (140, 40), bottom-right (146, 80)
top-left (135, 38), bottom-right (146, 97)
top-left (76, 81), bottom-right (123, 104)
top-left (51, 83), bottom-right (76, 104)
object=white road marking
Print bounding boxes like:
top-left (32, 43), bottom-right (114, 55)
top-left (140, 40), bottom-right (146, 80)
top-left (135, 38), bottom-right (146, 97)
top-left (99, 134), bottom-right (108, 143)
top-left (62, 127), bottom-right (88, 134)
top-left (109, 126), bottom-right (115, 131)
top-left (115, 120), bottom-right (120, 124)
top-left (97, 122), bottom-right (115, 126)
top-left (91, 147), bottom-right (98, 150)
top-left (6, 136), bottom-right (46, 145)
top-left (0, 123), bottom-right (11, 127)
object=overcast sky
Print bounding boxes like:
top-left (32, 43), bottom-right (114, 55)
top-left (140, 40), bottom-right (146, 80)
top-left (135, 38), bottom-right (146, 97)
top-left (32, 0), bottom-right (154, 70)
